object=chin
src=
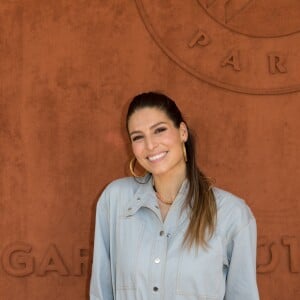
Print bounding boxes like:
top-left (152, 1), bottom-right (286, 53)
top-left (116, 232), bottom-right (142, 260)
top-left (149, 168), bottom-right (170, 177)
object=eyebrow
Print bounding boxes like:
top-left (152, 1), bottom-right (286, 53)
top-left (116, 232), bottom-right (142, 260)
top-left (129, 121), bottom-right (168, 136)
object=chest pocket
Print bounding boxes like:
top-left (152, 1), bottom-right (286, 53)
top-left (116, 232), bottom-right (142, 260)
top-left (175, 235), bottom-right (223, 299)
top-left (116, 216), bottom-right (145, 290)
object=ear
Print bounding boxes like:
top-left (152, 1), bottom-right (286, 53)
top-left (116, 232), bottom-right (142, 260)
top-left (179, 122), bottom-right (188, 142)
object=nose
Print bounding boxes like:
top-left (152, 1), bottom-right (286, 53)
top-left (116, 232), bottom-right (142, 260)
top-left (145, 136), bottom-right (157, 150)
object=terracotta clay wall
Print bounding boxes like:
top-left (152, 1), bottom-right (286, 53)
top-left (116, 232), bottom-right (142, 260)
top-left (0, 1), bottom-right (299, 299)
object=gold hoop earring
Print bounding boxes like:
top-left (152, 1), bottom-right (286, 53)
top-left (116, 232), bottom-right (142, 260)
top-left (129, 157), bottom-right (147, 178)
top-left (182, 142), bottom-right (187, 162)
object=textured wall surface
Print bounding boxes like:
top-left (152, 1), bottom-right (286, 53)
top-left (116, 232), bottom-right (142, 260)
top-left (0, 1), bottom-right (299, 299)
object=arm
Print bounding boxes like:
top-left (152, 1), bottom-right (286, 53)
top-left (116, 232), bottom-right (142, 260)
top-left (90, 190), bottom-right (114, 300)
top-left (225, 218), bottom-right (260, 300)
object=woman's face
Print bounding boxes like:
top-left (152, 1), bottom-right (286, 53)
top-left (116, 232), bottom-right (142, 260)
top-left (128, 107), bottom-right (188, 178)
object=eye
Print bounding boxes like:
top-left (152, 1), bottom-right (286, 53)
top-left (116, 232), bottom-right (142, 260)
top-left (131, 135), bottom-right (143, 142)
top-left (154, 127), bottom-right (167, 134)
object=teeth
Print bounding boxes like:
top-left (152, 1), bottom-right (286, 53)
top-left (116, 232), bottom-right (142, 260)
top-left (148, 152), bottom-right (167, 162)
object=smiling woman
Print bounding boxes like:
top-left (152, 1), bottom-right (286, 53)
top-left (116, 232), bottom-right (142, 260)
top-left (90, 92), bottom-right (260, 300)
top-left (128, 108), bottom-right (187, 182)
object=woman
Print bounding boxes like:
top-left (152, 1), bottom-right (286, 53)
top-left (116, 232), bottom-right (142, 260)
top-left (90, 92), bottom-right (259, 300)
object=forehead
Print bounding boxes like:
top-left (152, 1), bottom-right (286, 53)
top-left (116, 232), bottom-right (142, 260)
top-left (128, 107), bottom-right (171, 131)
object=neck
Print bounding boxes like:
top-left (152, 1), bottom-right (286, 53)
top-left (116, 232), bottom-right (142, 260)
top-left (152, 167), bottom-right (187, 203)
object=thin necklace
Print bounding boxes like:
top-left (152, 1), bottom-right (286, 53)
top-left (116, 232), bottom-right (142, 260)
top-left (156, 192), bottom-right (173, 205)
top-left (153, 185), bottom-right (173, 205)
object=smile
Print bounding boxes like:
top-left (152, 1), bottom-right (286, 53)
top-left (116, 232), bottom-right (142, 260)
top-left (147, 152), bottom-right (167, 162)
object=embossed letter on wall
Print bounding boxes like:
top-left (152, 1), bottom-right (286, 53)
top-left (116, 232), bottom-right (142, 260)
top-left (257, 236), bottom-right (300, 274)
top-left (1, 242), bottom-right (89, 277)
top-left (135, 0), bottom-right (300, 94)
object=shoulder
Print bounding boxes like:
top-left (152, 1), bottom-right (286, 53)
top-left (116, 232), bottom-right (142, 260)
top-left (213, 187), bottom-right (255, 238)
top-left (213, 187), bottom-right (253, 216)
top-left (99, 177), bottom-right (137, 200)
top-left (105, 177), bottom-right (138, 192)
top-left (96, 177), bottom-right (140, 210)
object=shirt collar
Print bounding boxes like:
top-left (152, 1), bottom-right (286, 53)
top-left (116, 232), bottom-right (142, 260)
top-left (124, 175), bottom-right (189, 217)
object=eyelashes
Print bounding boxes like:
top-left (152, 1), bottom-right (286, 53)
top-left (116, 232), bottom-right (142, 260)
top-left (154, 127), bottom-right (167, 134)
top-left (131, 127), bottom-right (167, 142)
top-left (132, 135), bottom-right (143, 142)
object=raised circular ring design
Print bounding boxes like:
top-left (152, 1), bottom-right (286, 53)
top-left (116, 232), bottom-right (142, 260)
top-left (135, 0), bottom-right (300, 94)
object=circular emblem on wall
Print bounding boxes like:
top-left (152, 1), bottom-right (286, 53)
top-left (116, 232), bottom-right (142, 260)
top-left (135, 0), bottom-right (300, 94)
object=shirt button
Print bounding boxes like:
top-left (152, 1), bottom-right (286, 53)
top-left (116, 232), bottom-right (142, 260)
top-left (155, 205), bottom-right (159, 209)
top-left (166, 233), bottom-right (171, 238)
top-left (159, 230), bottom-right (164, 236)
top-left (137, 197), bottom-right (141, 201)
top-left (128, 207), bottom-right (132, 211)
top-left (154, 258), bottom-right (160, 264)
top-left (153, 286), bottom-right (159, 292)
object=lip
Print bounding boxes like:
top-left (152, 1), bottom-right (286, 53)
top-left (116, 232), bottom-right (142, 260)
top-left (147, 151), bottom-right (168, 162)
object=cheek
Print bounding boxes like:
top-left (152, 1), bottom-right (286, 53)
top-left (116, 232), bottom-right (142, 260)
top-left (131, 143), bottom-right (144, 157)
top-left (164, 129), bottom-right (182, 145)
top-left (165, 134), bottom-right (181, 148)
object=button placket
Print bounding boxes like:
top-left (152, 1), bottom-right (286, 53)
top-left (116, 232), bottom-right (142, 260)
top-left (149, 228), bottom-right (168, 297)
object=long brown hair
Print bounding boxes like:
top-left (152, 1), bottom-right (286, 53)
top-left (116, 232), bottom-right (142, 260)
top-left (126, 92), bottom-right (217, 247)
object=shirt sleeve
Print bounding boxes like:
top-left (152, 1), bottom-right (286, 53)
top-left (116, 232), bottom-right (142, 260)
top-left (90, 190), bottom-right (114, 300)
top-left (224, 218), bottom-right (260, 300)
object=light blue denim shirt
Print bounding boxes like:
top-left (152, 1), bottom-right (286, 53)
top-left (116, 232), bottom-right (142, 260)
top-left (90, 177), bottom-right (259, 300)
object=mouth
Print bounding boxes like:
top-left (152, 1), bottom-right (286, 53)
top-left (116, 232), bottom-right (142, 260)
top-left (147, 151), bottom-right (168, 162)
